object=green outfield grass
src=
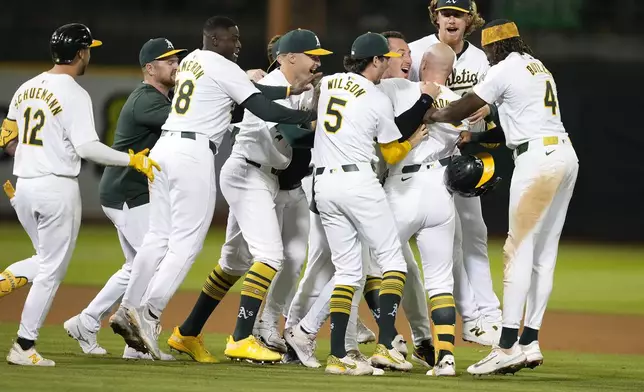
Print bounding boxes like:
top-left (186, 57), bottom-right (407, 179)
top-left (0, 324), bottom-right (642, 392)
top-left (2, 223), bottom-right (644, 315)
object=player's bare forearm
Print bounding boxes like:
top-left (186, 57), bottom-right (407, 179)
top-left (427, 92), bottom-right (488, 124)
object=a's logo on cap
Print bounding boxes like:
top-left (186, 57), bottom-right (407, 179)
top-left (446, 0), bottom-right (457, 3)
top-left (165, 39), bottom-right (174, 49)
top-left (315, 35), bottom-right (321, 48)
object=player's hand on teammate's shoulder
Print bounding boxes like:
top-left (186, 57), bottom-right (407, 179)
top-left (420, 81), bottom-right (440, 99)
top-left (128, 148), bottom-right (162, 182)
top-left (466, 104), bottom-right (490, 124)
top-left (408, 124), bottom-right (429, 148)
top-left (289, 72), bottom-right (323, 96)
top-left (246, 69), bottom-right (267, 82)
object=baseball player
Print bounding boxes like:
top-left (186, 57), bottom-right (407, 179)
top-left (2, 23), bottom-right (159, 367)
top-left (283, 31), bottom-right (437, 370)
top-left (409, 0), bottom-right (503, 344)
top-left (428, 19), bottom-right (579, 375)
top-left (252, 34), bottom-right (318, 354)
top-left (109, 17), bottom-right (317, 361)
top-left (60, 38), bottom-right (186, 361)
top-left (383, 42), bottom-right (499, 376)
top-left (167, 28), bottom-right (329, 363)
top-left (312, 32), bottom-right (439, 375)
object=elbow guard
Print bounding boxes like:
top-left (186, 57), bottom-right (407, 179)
top-left (0, 119), bottom-right (18, 148)
top-left (379, 140), bottom-right (412, 165)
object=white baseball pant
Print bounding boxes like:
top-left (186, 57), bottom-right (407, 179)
top-left (385, 166), bottom-right (455, 298)
top-left (314, 165), bottom-right (407, 288)
top-left (217, 156), bottom-right (283, 275)
top-left (503, 137), bottom-right (578, 330)
top-left (452, 195), bottom-right (502, 322)
top-left (77, 203), bottom-right (150, 332)
top-left (122, 132), bottom-right (216, 316)
top-left (259, 186), bottom-right (310, 327)
top-left (13, 176), bottom-right (81, 340)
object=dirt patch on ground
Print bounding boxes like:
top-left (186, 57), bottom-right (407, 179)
top-left (1, 285), bottom-right (643, 355)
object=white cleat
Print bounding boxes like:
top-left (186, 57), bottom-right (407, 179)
top-left (123, 345), bottom-right (175, 361)
top-left (6, 343), bottom-right (55, 367)
top-left (325, 355), bottom-right (373, 376)
top-left (370, 343), bottom-right (413, 371)
top-left (462, 316), bottom-right (501, 346)
top-left (63, 314), bottom-right (107, 355)
top-left (391, 334), bottom-right (408, 359)
top-left (467, 343), bottom-right (527, 376)
top-left (356, 318), bottom-right (376, 344)
top-left (109, 306), bottom-right (148, 354)
top-left (125, 305), bottom-right (162, 360)
top-left (254, 319), bottom-right (287, 353)
top-left (347, 350), bottom-right (385, 376)
top-left (426, 354), bottom-right (456, 376)
top-left (519, 341), bottom-right (544, 369)
top-left (283, 325), bottom-right (320, 368)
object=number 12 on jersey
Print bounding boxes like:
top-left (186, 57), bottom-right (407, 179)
top-left (324, 97), bottom-right (347, 133)
top-left (544, 80), bottom-right (558, 115)
top-left (22, 107), bottom-right (45, 146)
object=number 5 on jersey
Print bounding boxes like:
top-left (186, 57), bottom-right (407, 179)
top-left (173, 79), bottom-right (195, 115)
top-left (324, 97), bottom-right (347, 133)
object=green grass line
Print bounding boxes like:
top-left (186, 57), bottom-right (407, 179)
top-left (0, 324), bottom-right (643, 391)
top-left (2, 223), bottom-right (644, 315)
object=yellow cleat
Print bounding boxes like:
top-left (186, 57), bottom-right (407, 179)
top-left (370, 344), bottom-right (413, 371)
top-left (0, 270), bottom-right (27, 298)
top-left (224, 335), bottom-right (282, 363)
top-left (167, 326), bottom-right (218, 363)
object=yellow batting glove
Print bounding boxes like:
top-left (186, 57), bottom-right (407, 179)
top-left (3, 180), bottom-right (15, 199)
top-left (128, 148), bottom-right (161, 182)
top-left (0, 119), bottom-right (19, 148)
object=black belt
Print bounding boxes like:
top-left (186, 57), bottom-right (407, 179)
top-left (161, 131), bottom-right (217, 155)
top-left (401, 157), bottom-right (452, 174)
top-left (315, 164), bottom-right (363, 175)
top-left (245, 159), bottom-right (283, 175)
top-left (515, 142), bottom-right (529, 158)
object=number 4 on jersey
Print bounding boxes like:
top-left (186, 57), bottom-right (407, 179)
top-left (544, 80), bottom-right (558, 115)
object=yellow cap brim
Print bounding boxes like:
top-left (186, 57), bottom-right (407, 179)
top-left (304, 48), bottom-right (333, 56)
top-left (383, 51), bottom-right (402, 58)
top-left (90, 40), bottom-right (102, 48)
top-left (436, 6), bottom-right (470, 13)
top-left (155, 48), bottom-right (188, 60)
top-left (474, 152), bottom-right (495, 188)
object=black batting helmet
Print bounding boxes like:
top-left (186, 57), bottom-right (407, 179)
top-left (50, 23), bottom-right (102, 65)
top-left (444, 152), bottom-right (501, 197)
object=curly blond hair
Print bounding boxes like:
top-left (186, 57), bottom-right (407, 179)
top-left (428, 0), bottom-right (485, 37)
top-left (267, 34), bottom-right (282, 64)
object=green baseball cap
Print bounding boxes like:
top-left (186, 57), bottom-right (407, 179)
top-left (276, 29), bottom-right (332, 56)
top-left (139, 38), bottom-right (187, 67)
top-left (350, 32), bottom-right (401, 60)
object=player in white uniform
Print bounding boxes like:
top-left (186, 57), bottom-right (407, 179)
top-left (1, 23), bottom-right (159, 367)
top-left (108, 16), bottom-right (317, 360)
top-left (312, 32), bottom-right (439, 376)
top-left (165, 29), bottom-right (329, 364)
top-left (283, 32), bottom-right (435, 370)
top-left (384, 42), bottom-right (499, 377)
top-left (428, 20), bottom-right (579, 375)
top-left (409, 0), bottom-right (503, 344)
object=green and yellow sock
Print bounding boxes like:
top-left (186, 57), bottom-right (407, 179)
top-left (363, 275), bottom-right (381, 321)
top-left (232, 262), bottom-right (277, 341)
top-left (377, 270), bottom-right (406, 348)
top-left (330, 285), bottom-right (355, 358)
top-left (180, 264), bottom-right (240, 336)
top-left (429, 293), bottom-right (456, 363)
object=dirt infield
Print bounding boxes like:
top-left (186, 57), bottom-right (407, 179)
top-left (1, 285), bottom-right (643, 355)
